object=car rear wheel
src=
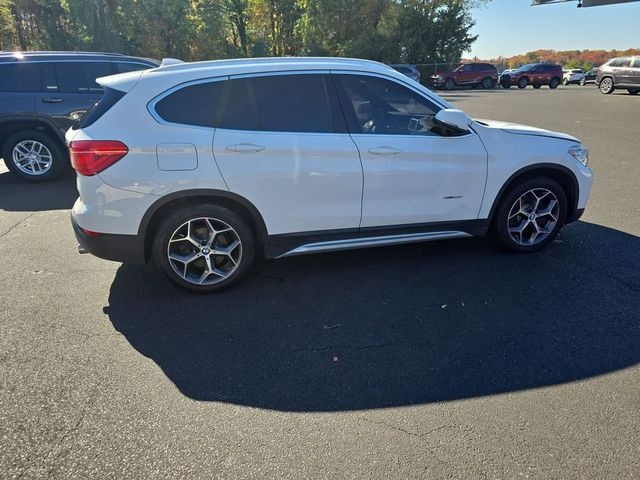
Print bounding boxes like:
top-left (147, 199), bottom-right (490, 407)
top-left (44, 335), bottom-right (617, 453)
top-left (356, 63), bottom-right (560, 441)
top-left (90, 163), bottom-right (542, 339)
top-left (2, 131), bottom-right (68, 182)
top-left (493, 177), bottom-right (567, 253)
top-left (153, 204), bottom-right (256, 292)
top-left (600, 77), bottom-right (615, 94)
top-left (549, 78), bottom-right (561, 89)
top-left (579, 77), bottom-right (587, 86)
top-left (444, 78), bottom-right (456, 90)
top-left (562, 78), bottom-right (569, 85)
top-left (481, 77), bottom-right (494, 89)
top-left (517, 77), bottom-right (529, 89)
top-left (627, 89), bottom-right (639, 95)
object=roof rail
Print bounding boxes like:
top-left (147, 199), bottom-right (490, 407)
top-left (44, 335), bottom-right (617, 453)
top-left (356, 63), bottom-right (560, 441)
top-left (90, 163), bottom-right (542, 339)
top-left (154, 56), bottom-right (390, 73)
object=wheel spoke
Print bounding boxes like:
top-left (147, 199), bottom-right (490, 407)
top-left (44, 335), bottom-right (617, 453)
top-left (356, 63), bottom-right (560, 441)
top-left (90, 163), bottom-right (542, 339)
top-left (507, 188), bottom-right (559, 246)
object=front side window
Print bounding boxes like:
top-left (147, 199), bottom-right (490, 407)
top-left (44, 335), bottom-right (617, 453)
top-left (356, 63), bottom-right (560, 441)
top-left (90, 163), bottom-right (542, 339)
top-left (0, 63), bottom-right (42, 92)
top-left (338, 74), bottom-right (440, 136)
top-left (55, 62), bottom-right (110, 93)
top-left (632, 58), bottom-right (640, 68)
top-left (155, 80), bottom-right (224, 128)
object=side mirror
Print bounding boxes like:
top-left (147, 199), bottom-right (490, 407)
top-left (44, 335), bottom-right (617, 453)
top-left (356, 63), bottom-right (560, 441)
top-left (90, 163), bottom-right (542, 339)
top-left (434, 109), bottom-right (471, 134)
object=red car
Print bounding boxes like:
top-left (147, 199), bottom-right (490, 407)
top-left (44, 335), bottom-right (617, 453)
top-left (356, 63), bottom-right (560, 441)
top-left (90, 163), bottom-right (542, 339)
top-left (430, 63), bottom-right (498, 90)
top-left (500, 63), bottom-right (563, 90)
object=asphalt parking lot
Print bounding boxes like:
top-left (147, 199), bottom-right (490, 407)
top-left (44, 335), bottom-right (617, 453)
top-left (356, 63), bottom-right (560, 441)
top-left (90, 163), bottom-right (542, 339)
top-left (1, 85), bottom-right (638, 479)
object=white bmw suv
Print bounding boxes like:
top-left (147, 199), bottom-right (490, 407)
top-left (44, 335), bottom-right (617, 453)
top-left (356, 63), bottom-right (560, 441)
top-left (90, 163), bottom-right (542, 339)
top-left (68, 57), bottom-right (593, 292)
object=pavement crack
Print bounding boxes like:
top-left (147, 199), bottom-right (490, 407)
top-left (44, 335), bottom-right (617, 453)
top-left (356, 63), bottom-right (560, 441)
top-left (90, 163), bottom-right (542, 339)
top-left (0, 213), bottom-right (34, 239)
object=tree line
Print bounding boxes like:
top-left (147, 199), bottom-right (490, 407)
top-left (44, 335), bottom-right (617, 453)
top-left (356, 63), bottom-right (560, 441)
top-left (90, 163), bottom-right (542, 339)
top-left (475, 48), bottom-right (640, 71)
top-left (0, 0), bottom-right (487, 65)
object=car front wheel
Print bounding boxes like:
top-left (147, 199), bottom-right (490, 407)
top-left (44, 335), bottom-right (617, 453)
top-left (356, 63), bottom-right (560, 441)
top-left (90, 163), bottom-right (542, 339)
top-left (579, 78), bottom-right (586, 86)
top-left (153, 204), bottom-right (256, 292)
top-left (517, 77), bottom-right (529, 89)
top-left (600, 78), bottom-right (615, 94)
top-left (2, 131), bottom-right (68, 182)
top-left (493, 177), bottom-right (567, 253)
top-left (444, 78), bottom-right (456, 90)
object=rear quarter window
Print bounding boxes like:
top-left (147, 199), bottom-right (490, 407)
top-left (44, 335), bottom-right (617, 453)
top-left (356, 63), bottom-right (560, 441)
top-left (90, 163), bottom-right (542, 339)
top-left (154, 81), bottom-right (224, 128)
top-left (0, 63), bottom-right (42, 92)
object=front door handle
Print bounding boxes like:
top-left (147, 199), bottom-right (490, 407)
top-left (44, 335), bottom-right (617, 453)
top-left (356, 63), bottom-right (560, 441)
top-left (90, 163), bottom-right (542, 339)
top-left (226, 143), bottom-right (265, 153)
top-left (41, 97), bottom-right (63, 104)
top-left (369, 146), bottom-right (402, 156)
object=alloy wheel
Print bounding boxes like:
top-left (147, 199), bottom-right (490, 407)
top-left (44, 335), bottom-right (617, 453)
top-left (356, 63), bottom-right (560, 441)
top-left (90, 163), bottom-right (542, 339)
top-left (600, 78), bottom-right (614, 94)
top-left (167, 217), bottom-right (242, 286)
top-left (12, 140), bottom-right (53, 175)
top-left (507, 188), bottom-right (559, 246)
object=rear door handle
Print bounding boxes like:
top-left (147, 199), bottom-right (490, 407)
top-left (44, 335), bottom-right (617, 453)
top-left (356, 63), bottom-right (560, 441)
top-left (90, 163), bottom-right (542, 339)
top-left (369, 146), bottom-right (402, 156)
top-left (41, 97), bottom-right (63, 104)
top-left (226, 143), bottom-right (265, 153)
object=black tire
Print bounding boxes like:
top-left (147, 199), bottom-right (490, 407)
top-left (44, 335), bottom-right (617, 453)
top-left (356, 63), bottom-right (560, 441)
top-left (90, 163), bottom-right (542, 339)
top-left (599, 77), bottom-right (615, 94)
top-left (2, 130), bottom-right (68, 182)
top-left (152, 204), bottom-right (256, 292)
top-left (444, 78), bottom-right (456, 90)
top-left (562, 78), bottom-right (569, 86)
top-left (579, 77), bottom-right (586, 86)
top-left (627, 89), bottom-right (639, 95)
top-left (481, 77), bottom-right (494, 89)
top-left (501, 82), bottom-right (511, 89)
top-left (533, 84), bottom-right (541, 89)
top-left (549, 78), bottom-right (561, 89)
top-left (492, 177), bottom-right (568, 253)
top-left (517, 77), bottom-right (529, 89)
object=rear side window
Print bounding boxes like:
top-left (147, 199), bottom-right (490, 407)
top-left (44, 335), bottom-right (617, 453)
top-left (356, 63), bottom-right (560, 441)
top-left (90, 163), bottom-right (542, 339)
top-left (113, 62), bottom-right (152, 74)
top-left (78, 87), bottom-right (126, 129)
top-left (155, 81), bottom-right (224, 128)
top-left (633, 58), bottom-right (640, 68)
top-left (217, 78), bottom-right (259, 130)
top-left (55, 62), bottom-right (110, 93)
top-left (0, 63), bottom-right (42, 92)
top-left (251, 74), bottom-right (334, 133)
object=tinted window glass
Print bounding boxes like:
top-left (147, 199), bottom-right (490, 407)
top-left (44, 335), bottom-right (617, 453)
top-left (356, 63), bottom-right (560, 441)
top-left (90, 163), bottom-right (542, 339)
top-left (0, 63), bottom-right (42, 92)
top-left (609, 59), bottom-right (622, 67)
top-left (339, 75), bottom-right (439, 136)
top-left (79, 87), bottom-right (126, 128)
top-left (218, 78), bottom-right (258, 130)
top-left (633, 58), bottom-right (640, 68)
top-left (113, 62), bottom-right (152, 74)
top-left (393, 66), bottom-right (411, 73)
top-left (155, 81), bottom-right (223, 127)
top-left (251, 74), bottom-right (333, 133)
top-left (618, 58), bottom-right (632, 68)
top-left (55, 62), bottom-right (110, 93)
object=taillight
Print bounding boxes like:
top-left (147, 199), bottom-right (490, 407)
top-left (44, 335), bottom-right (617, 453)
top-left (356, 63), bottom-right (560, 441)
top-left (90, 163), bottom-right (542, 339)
top-left (69, 140), bottom-right (129, 176)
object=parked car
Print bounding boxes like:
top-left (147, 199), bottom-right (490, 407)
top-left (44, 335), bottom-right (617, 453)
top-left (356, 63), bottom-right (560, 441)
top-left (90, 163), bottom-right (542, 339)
top-left (430, 63), bottom-right (498, 90)
top-left (596, 56), bottom-right (640, 95)
top-left (0, 51), bottom-right (158, 181)
top-left (562, 69), bottom-right (584, 85)
top-left (389, 64), bottom-right (420, 82)
top-left (68, 57), bottom-right (593, 292)
top-left (579, 69), bottom-right (598, 86)
top-left (501, 63), bottom-right (563, 89)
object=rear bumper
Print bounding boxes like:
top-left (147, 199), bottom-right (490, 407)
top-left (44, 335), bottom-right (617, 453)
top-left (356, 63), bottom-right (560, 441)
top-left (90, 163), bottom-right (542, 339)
top-left (72, 213), bottom-right (146, 264)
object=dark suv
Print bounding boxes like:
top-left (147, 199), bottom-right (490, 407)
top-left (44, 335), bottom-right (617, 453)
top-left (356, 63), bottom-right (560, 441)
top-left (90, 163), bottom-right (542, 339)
top-left (596, 56), bottom-right (640, 95)
top-left (0, 51), bottom-right (158, 181)
top-left (430, 63), bottom-right (498, 90)
top-left (500, 63), bottom-right (563, 90)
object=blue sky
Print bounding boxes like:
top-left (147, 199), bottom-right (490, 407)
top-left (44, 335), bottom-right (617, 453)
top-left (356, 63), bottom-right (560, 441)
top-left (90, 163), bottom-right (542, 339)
top-left (469, 0), bottom-right (640, 59)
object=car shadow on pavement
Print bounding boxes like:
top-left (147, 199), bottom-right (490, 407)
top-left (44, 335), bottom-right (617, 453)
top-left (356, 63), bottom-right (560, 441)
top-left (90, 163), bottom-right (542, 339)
top-left (0, 166), bottom-right (77, 212)
top-left (105, 221), bottom-right (639, 412)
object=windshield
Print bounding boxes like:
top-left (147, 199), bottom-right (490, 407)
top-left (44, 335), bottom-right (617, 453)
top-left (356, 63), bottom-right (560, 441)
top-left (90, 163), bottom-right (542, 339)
top-left (517, 64), bottom-right (536, 72)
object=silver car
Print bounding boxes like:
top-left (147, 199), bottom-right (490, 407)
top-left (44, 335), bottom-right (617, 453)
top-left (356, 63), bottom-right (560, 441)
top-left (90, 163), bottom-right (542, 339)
top-left (389, 64), bottom-right (421, 83)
